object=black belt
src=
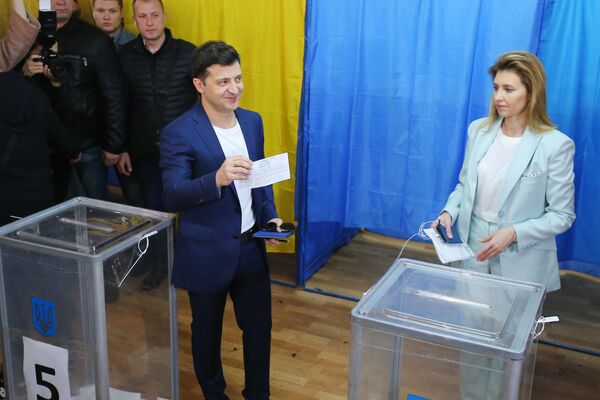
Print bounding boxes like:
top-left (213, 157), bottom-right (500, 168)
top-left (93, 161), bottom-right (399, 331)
top-left (239, 227), bottom-right (256, 242)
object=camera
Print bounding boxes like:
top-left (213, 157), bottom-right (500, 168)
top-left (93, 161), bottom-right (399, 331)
top-left (35, 9), bottom-right (79, 85)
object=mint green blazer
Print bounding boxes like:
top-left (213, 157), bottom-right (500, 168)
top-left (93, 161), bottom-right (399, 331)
top-left (443, 117), bottom-right (576, 291)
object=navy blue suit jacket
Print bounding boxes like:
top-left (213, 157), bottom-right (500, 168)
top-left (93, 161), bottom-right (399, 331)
top-left (160, 101), bottom-right (278, 293)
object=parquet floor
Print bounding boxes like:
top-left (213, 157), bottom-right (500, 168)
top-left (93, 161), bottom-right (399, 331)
top-left (240, 229), bottom-right (600, 400)
top-left (178, 285), bottom-right (600, 400)
top-left (98, 192), bottom-right (600, 399)
top-left (178, 286), bottom-right (352, 400)
top-left (101, 227), bottom-right (599, 400)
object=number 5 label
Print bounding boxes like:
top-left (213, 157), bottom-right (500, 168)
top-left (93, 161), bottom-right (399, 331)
top-left (23, 337), bottom-right (70, 400)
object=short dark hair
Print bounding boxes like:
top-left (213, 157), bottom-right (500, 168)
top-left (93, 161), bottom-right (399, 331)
top-left (132, 0), bottom-right (164, 13)
top-left (93, 0), bottom-right (124, 8)
top-left (192, 41), bottom-right (241, 80)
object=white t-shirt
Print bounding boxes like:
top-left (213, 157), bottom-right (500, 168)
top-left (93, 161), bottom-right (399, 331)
top-left (213, 120), bottom-right (256, 233)
top-left (473, 128), bottom-right (522, 223)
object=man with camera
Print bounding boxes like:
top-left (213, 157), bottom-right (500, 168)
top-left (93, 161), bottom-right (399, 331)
top-left (93, 0), bottom-right (145, 208)
top-left (21, 0), bottom-right (125, 201)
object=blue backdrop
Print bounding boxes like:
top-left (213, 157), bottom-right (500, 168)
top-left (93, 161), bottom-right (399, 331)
top-left (538, 0), bottom-right (600, 276)
top-left (296, 0), bottom-right (599, 284)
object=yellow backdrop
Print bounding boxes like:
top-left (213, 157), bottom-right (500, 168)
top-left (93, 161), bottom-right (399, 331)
top-left (0, 0), bottom-right (304, 253)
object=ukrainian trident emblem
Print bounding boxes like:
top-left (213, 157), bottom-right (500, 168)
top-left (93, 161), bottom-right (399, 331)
top-left (31, 297), bottom-right (56, 336)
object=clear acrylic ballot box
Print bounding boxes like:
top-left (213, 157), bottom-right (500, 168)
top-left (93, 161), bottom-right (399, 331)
top-left (348, 259), bottom-right (545, 400)
top-left (0, 197), bottom-right (177, 400)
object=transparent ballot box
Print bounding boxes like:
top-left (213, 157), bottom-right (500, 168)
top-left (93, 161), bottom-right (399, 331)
top-left (348, 259), bottom-right (545, 400)
top-left (0, 197), bottom-right (177, 400)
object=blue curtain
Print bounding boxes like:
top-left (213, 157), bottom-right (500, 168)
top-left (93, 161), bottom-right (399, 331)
top-left (296, 0), bottom-right (547, 283)
top-left (296, 0), bottom-right (357, 285)
top-left (538, 0), bottom-right (600, 276)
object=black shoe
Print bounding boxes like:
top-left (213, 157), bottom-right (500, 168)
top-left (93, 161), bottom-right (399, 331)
top-left (104, 283), bottom-right (120, 303)
top-left (140, 269), bottom-right (166, 290)
top-left (205, 394), bottom-right (230, 400)
top-left (0, 368), bottom-right (6, 399)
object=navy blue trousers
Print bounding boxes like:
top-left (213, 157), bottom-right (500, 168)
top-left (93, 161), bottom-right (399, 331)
top-left (188, 239), bottom-right (272, 400)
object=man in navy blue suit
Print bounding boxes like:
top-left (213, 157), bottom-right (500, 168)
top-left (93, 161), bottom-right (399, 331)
top-left (160, 41), bottom-right (282, 400)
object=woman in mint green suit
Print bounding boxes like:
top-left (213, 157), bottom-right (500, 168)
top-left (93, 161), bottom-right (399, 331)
top-left (434, 51), bottom-right (575, 292)
top-left (434, 51), bottom-right (575, 400)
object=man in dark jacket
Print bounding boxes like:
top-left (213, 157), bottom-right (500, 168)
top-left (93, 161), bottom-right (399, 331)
top-left (0, 71), bottom-right (73, 225)
top-left (118, 0), bottom-right (196, 289)
top-left (92, 0), bottom-right (136, 50)
top-left (21, 0), bottom-right (125, 201)
top-left (93, 0), bottom-right (146, 208)
top-left (117, 0), bottom-right (196, 213)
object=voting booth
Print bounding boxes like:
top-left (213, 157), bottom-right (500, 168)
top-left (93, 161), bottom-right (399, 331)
top-left (0, 198), bottom-right (177, 400)
top-left (348, 259), bottom-right (545, 400)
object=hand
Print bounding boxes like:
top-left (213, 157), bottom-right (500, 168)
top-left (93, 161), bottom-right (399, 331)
top-left (44, 66), bottom-right (58, 85)
top-left (431, 211), bottom-right (453, 239)
top-left (22, 52), bottom-right (44, 77)
top-left (102, 151), bottom-right (120, 166)
top-left (117, 152), bottom-right (133, 176)
top-left (43, 43), bottom-right (59, 83)
top-left (475, 226), bottom-right (517, 262)
top-left (215, 156), bottom-right (252, 187)
top-left (265, 217), bottom-right (284, 247)
top-left (69, 153), bottom-right (82, 165)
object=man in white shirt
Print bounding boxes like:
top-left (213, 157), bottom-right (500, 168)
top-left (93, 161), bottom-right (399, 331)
top-left (160, 41), bottom-right (282, 400)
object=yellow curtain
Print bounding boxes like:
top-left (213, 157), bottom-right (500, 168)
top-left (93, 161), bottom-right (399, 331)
top-left (170, 1), bottom-right (305, 254)
top-left (0, 6), bottom-right (9, 33)
top-left (1, 0), bottom-right (303, 253)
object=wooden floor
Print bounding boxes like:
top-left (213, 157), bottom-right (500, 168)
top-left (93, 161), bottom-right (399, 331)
top-left (178, 286), bottom-right (351, 399)
top-left (96, 224), bottom-right (600, 400)
top-left (229, 229), bottom-right (600, 400)
top-left (177, 285), bottom-right (600, 400)
top-left (98, 193), bottom-right (600, 399)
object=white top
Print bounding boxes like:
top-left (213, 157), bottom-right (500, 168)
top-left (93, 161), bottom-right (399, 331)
top-left (473, 128), bottom-right (522, 223)
top-left (213, 120), bottom-right (256, 233)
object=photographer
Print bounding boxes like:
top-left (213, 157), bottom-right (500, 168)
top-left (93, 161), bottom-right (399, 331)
top-left (21, 0), bottom-right (125, 201)
top-left (0, 0), bottom-right (40, 72)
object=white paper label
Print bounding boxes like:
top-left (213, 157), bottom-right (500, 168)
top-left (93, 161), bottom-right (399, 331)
top-left (23, 336), bottom-right (70, 400)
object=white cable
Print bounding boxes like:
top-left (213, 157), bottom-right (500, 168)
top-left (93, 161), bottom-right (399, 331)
top-left (113, 230), bottom-right (158, 287)
top-left (393, 220), bottom-right (437, 264)
top-left (533, 316), bottom-right (559, 340)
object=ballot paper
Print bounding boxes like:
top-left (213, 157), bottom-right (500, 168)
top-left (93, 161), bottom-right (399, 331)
top-left (424, 228), bottom-right (474, 264)
top-left (237, 152), bottom-right (290, 189)
top-left (109, 388), bottom-right (142, 400)
top-left (69, 386), bottom-right (144, 400)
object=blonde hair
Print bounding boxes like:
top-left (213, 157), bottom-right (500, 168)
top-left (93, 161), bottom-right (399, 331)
top-left (484, 51), bottom-right (555, 133)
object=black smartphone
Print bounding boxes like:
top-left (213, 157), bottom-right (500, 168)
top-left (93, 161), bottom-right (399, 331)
top-left (436, 223), bottom-right (462, 244)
